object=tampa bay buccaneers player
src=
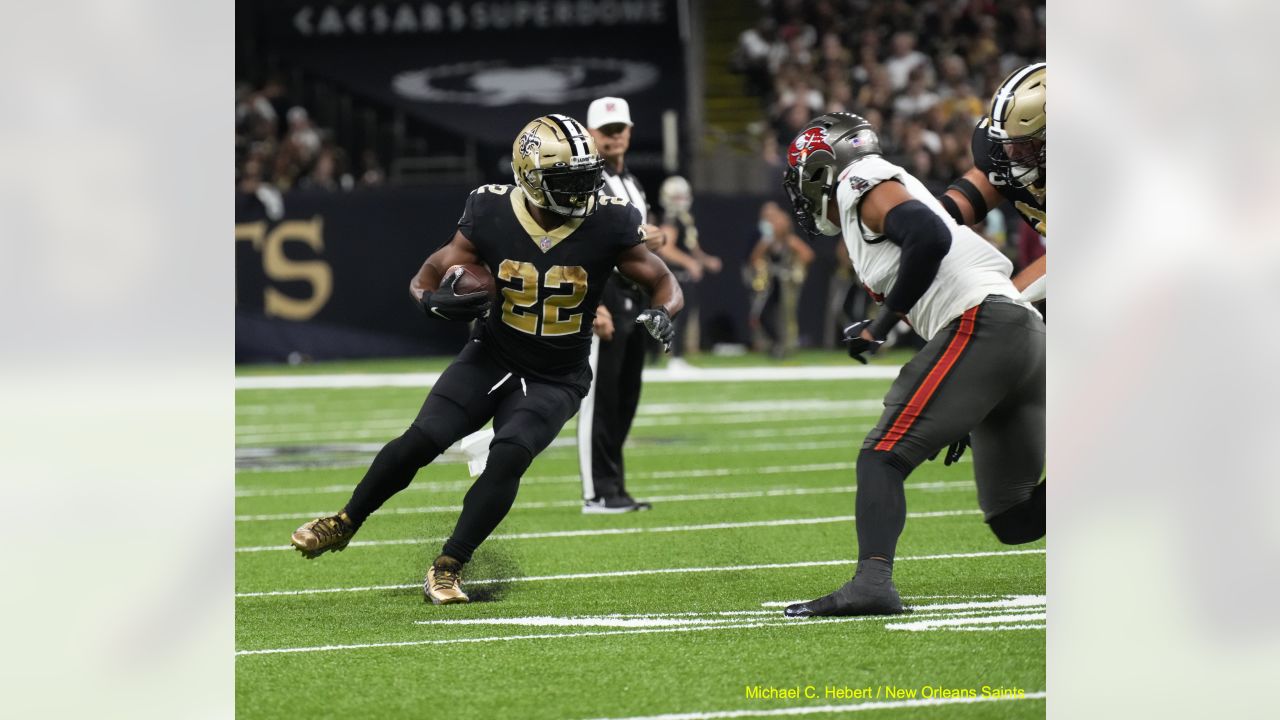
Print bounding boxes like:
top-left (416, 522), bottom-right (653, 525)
top-left (781, 112), bottom-right (1045, 617)
top-left (939, 62), bottom-right (1046, 301)
top-left (289, 114), bottom-right (682, 605)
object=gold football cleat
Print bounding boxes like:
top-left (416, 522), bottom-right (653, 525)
top-left (290, 511), bottom-right (356, 559)
top-left (424, 555), bottom-right (470, 605)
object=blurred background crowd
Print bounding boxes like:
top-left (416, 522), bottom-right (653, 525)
top-left (236, 76), bottom-right (386, 196)
top-left (740, 0), bottom-right (1044, 193)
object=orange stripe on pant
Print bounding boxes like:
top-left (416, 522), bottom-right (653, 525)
top-left (873, 306), bottom-right (980, 453)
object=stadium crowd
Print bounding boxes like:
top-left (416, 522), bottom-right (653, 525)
top-left (235, 76), bottom-right (386, 195)
top-left (737, 0), bottom-right (1044, 195)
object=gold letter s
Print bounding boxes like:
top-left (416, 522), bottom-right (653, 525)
top-left (262, 217), bottom-right (333, 320)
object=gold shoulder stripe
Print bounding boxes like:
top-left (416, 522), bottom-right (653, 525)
top-left (510, 191), bottom-right (584, 253)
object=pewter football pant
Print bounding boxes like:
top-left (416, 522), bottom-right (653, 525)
top-left (862, 296), bottom-right (1045, 518)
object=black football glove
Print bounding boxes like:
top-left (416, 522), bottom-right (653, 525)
top-left (420, 269), bottom-right (491, 322)
top-left (841, 319), bottom-right (885, 365)
top-left (636, 307), bottom-right (675, 352)
top-left (944, 435), bottom-right (970, 466)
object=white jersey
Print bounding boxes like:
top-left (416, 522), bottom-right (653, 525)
top-left (835, 155), bottom-right (1037, 341)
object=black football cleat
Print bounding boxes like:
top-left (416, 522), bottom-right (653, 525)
top-left (784, 560), bottom-right (906, 618)
top-left (582, 495), bottom-right (652, 514)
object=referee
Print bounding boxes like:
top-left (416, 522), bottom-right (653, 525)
top-left (577, 96), bottom-right (664, 513)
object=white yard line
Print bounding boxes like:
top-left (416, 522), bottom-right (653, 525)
top-left (760, 595), bottom-right (1044, 610)
top-left (235, 365), bottom-right (904, 391)
top-left (885, 612), bottom-right (1048, 632)
top-left (237, 438), bottom-right (856, 460)
top-left (236, 618), bottom-right (790, 656)
top-left (234, 548), bottom-right (1045, 598)
top-left (948, 624), bottom-right (1046, 632)
top-left (237, 399), bottom-right (882, 434)
top-left (410, 597), bottom-right (1046, 629)
top-left (236, 408), bottom-right (881, 443)
top-left (234, 509), bottom-right (980, 552)
top-left (235, 480), bottom-right (973, 520)
top-left (234, 461), bottom-right (856, 498)
top-left (235, 609), bottom-right (1002, 657)
top-left (234, 463), bottom-right (972, 499)
top-left (577, 692), bottom-right (1046, 720)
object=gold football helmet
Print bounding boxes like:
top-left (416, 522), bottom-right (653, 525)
top-left (987, 62), bottom-right (1046, 188)
top-left (511, 114), bottom-right (605, 218)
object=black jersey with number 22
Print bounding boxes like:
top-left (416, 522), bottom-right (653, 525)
top-left (456, 184), bottom-right (644, 388)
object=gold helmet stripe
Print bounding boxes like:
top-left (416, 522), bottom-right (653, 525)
top-left (992, 61), bottom-right (1046, 128)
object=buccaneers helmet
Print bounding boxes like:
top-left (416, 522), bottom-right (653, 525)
top-left (987, 62), bottom-right (1046, 188)
top-left (511, 114), bottom-right (606, 218)
top-left (782, 112), bottom-right (882, 236)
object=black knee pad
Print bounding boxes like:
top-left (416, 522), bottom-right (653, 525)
top-left (986, 481), bottom-right (1045, 544)
top-left (484, 441), bottom-right (534, 479)
top-left (392, 424), bottom-right (446, 468)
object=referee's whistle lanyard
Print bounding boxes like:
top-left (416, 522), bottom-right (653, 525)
top-left (487, 372), bottom-right (528, 397)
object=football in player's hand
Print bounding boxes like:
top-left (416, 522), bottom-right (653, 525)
top-left (444, 264), bottom-right (495, 297)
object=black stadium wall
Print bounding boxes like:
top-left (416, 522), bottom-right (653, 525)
top-left (235, 188), bottom-right (846, 363)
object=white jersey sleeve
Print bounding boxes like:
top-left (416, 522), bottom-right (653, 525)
top-left (835, 155), bottom-right (902, 212)
top-left (833, 156), bottom-right (1037, 341)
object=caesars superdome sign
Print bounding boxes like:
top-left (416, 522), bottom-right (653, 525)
top-left (252, 0), bottom-right (687, 148)
top-left (286, 1), bottom-right (672, 36)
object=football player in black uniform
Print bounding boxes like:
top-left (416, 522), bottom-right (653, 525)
top-left (938, 63), bottom-right (1046, 301)
top-left (289, 114), bottom-right (682, 605)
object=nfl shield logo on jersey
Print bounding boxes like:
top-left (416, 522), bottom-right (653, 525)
top-left (539, 236), bottom-right (552, 251)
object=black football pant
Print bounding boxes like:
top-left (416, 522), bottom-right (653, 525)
top-left (343, 340), bottom-right (582, 563)
top-left (578, 280), bottom-right (647, 500)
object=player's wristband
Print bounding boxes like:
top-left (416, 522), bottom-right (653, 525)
top-left (868, 311), bottom-right (900, 341)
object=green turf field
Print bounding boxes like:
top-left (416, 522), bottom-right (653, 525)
top-left (236, 355), bottom-right (1045, 719)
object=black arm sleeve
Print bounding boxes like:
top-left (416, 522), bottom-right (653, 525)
top-left (868, 200), bottom-right (952, 337)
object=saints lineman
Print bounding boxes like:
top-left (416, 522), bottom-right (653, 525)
top-left (780, 112), bottom-right (1045, 617)
top-left (289, 114), bottom-right (682, 605)
top-left (939, 63), bottom-right (1046, 301)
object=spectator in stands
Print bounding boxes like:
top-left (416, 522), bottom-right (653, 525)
top-left (825, 79), bottom-right (853, 113)
top-left (853, 65), bottom-right (894, 115)
top-left (777, 77), bottom-right (824, 115)
top-left (656, 175), bottom-right (721, 368)
top-left (937, 54), bottom-right (971, 98)
top-left (884, 31), bottom-right (932, 91)
top-left (358, 149), bottom-right (386, 187)
top-left (817, 31), bottom-right (851, 78)
top-left (297, 148), bottom-right (339, 191)
top-left (892, 66), bottom-right (941, 118)
top-left (747, 201), bottom-right (814, 359)
top-left (286, 107), bottom-right (321, 164)
top-left (775, 101), bottom-right (814, 153)
top-left (734, 18), bottom-right (783, 96)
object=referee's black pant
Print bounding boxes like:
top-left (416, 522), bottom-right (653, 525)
top-left (578, 279), bottom-right (647, 500)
